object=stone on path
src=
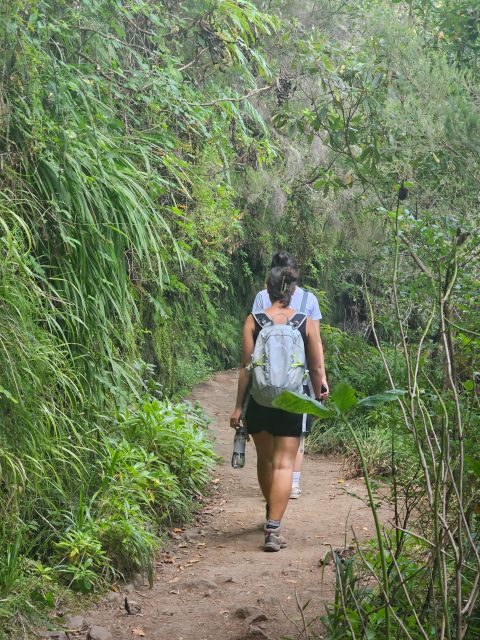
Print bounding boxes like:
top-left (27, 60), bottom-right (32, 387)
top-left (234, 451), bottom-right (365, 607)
top-left (65, 615), bottom-right (85, 630)
top-left (246, 612), bottom-right (268, 626)
top-left (87, 626), bottom-right (112, 640)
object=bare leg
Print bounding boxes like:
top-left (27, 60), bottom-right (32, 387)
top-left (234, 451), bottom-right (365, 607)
top-left (267, 436), bottom-right (300, 521)
top-left (252, 433), bottom-right (300, 521)
top-left (251, 431), bottom-right (274, 502)
top-left (293, 441), bottom-right (304, 473)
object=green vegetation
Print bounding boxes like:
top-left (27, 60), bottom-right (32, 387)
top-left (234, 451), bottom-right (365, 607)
top-left (272, 1), bottom-right (480, 638)
top-left (1, 0), bottom-right (479, 638)
top-left (1, 0), bottom-right (271, 630)
top-left (0, 394), bottom-right (215, 631)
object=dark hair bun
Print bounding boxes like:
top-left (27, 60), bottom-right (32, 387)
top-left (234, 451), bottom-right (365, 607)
top-left (271, 251), bottom-right (291, 268)
top-left (270, 252), bottom-right (299, 281)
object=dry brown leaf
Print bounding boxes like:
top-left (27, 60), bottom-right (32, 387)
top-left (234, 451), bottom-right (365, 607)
top-left (173, 527), bottom-right (183, 533)
top-left (161, 555), bottom-right (175, 564)
top-left (132, 628), bottom-right (145, 637)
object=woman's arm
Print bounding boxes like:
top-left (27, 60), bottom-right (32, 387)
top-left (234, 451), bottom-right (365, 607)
top-left (306, 318), bottom-right (329, 400)
top-left (230, 315), bottom-right (255, 428)
top-left (311, 319), bottom-right (328, 395)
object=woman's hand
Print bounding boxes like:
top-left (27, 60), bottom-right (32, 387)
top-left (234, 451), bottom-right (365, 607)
top-left (230, 407), bottom-right (242, 429)
top-left (319, 378), bottom-right (329, 401)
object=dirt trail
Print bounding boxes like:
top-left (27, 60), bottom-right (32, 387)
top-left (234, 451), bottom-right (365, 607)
top-left (72, 370), bottom-right (376, 640)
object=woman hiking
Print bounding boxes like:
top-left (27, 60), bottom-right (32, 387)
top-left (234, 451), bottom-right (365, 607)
top-left (252, 252), bottom-right (328, 498)
top-left (230, 266), bottom-right (327, 551)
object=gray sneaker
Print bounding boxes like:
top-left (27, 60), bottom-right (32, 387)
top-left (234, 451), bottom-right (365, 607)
top-left (289, 487), bottom-right (302, 499)
top-left (264, 527), bottom-right (287, 552)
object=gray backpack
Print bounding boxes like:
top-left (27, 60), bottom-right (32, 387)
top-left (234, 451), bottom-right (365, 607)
top-left (249, 311), bottom-right (308, 408)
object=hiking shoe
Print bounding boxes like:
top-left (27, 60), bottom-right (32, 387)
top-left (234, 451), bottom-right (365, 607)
top-left (289, 487), bottom-right (302, 499)
top-left (264, 527), bottom-right (287, 552)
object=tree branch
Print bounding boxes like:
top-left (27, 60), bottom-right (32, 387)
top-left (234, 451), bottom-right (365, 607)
top-left (398, 233), bottom-right (433, 279)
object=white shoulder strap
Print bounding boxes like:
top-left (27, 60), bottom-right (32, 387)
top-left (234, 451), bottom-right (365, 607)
top-left (299, 290), bottom-right (308, 313)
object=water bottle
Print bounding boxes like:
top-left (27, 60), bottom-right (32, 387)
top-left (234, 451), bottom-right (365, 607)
top-left (231, 425), bottom-right (247, 469)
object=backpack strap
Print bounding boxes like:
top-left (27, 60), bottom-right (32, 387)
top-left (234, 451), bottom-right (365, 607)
top-left (299, 290), bottom-right (308, 313)
top-left (289, 312), bottom-right (307, 330)
top-left (252, 312), bottom-right (273, 328)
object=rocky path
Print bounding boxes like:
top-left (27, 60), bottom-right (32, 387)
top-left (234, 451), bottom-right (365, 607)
top-left (60, 370), bottom-right (376, 640)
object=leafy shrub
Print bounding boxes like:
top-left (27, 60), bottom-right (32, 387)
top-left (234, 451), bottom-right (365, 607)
top-left (0, 396), bottom-right (215, 636)
top-left (54, 526), bottom-right (110, 593)
top-left (308, 407), bottom-right (416, 479)
top-left (307, 326), bottom-right (409, 478)
top-left (119, 400), bottom-right (217, 496)
top-left (48, 399), bottom-right (215, 592)
top-left (99, 438), bottom-right (187, 519)
top-left (321, 325), bottom-right (397, 396)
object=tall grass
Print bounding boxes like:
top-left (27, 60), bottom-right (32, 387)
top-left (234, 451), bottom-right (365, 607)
top-left (0, 0), bottom-right (276, 632)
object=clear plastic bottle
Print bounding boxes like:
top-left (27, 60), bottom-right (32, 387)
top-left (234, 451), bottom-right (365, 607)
top-left (231, 425), bottom-right (247, 469)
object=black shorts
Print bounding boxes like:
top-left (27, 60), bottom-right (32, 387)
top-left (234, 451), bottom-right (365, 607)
top-left (244, 396), bottom-right (303, 438)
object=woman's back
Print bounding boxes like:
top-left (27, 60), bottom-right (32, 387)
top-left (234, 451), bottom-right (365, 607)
top-left (252, 307), bottom-right (309, 345)
top-left (253, 287), bottom-right (322, 321)
top-left (261, 306), bottom-right (297, 322)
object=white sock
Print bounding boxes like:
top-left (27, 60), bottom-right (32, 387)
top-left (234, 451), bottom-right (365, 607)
top-left (292, 472), bottom-right (301, 489)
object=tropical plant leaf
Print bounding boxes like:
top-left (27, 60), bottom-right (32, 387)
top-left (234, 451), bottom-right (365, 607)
top-left (330, 382), bottom-right (358, 414)
top-left (357, 389), bottom-right (405, 409)
top-left (272, 391), bottom-right (335, 419)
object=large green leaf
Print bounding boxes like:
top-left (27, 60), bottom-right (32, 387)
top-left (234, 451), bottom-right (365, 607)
top-left (330, 382), bottom-right (358, 415)
top-left (357, 389), bottom-right (405, 409)
top-left (272, 391), bottom-right (335, 419)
